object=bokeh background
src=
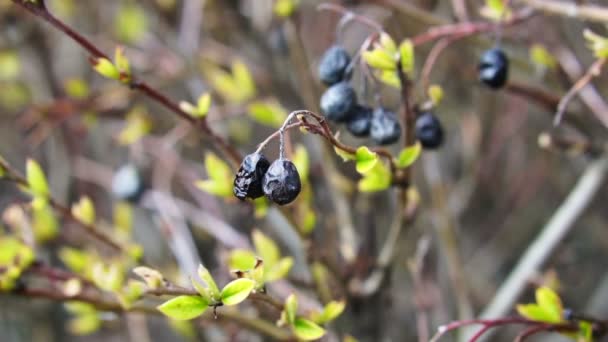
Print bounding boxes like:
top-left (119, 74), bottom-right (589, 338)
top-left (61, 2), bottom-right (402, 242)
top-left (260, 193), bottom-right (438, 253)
top-left (1, 0), bottom-right (608, 341)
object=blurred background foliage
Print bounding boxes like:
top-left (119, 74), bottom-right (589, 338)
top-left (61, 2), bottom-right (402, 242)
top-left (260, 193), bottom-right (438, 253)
top-left (1, 0), bottom-right (608, 341)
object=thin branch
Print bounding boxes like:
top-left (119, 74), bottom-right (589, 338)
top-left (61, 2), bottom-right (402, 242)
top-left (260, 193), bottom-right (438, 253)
top-left (479, 157), bottom-right (608, 325)
top-left (519, 0), bottom-right (608, 24)
top-left (11, 0), bottom-right (242, 166)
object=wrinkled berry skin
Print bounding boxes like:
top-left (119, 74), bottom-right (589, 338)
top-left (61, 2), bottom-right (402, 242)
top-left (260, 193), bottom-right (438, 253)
top-left (111, 164), bottom-right (145, 202)
top-left (415, 112), bottom-right (444, 149)
top-left (346, 105), bottom-right (373, 137)
top-left (233, 153), bottom-right (270, 200)
top-left (479, 48), bottom-right (509, 89)
top-left (320, 82), bottom-right (357, 122)
top-left (370, 108), bottom-right (401, 145)
top-left (262, 159), bottom-right (301, 205)
top-left (318, 45), bottom-right (351, 86)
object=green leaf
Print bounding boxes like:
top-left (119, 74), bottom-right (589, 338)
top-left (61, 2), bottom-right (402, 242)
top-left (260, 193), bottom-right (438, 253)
top-left (310, 300), bottom-right (346, 324)
top-left (379, 33), bottom-right (397, 54)
top-left (355, 146), bottom-right (378, 174)
top-left (378, 70), bottom-right (401, 88)
top-left (0, 50), bottom-right (21, 81)
top-left (220, 278), bottom-right (255, 306)
top-left (396, 142), bottom-right (421, 169)
top-left (195, 153), bottom-right (232, 197)
top-left (292, 144), bottom-right (310, 183)
top-left (231, 60), bottom-right (256, 101)
top-left (114, 4), bottom-right (148, 43)
top-left (529, 44), bottom-right (557, 69)
top-left (228, 249), bottom-right (257, 270)
top-left (91, 57), bottom-right (120, 80)
top-left (59, 248), bottom-right (89, 274)
top-left (334, 146), bottom-right (356, 162)
top-left (118, 106), bottom-right (151, 145)
top-left (362, 49), bottom-right (396, 70)
top-left (114, 46), bottom-right (130, 81)
top-left (196, 93), bottom-right (212, 117)
top-left (71, 196), bottom-right (96, 225)
top-left (399, 39), bottom-right (415, 74)
top-left (92, 262), bottom-right (124, 292)
top-left (198, 265), bottom-right (220, 300)
top-left (265, 257), bottom-right (294, 282)
top-left (285, 294), bottom-right (297, 325)
top-left (64, 78), bottom-right (90, 100)
top-left (584, 29), bottom-right (608, 59)
top-left (293, 318), bottom-right (326, 341)
top-left (32, 202), bottom-right (58, 242)
top-left (248, 100), bottom-right (287, 128)
top-left (68, 314), bottom-right (101, 335)
top-left (132, 266), bottom-right (165, 289)
top-left (358, 161), bottom-right (391, 192)
top-left (517, 304), bottom-right (549, 322)
top-left (535, 287), bottom-right (563, 323)
top-left (274, 0), bottom-right (298, 17)
top-left (480, 0), bottom-right (511, 21)
top-left (427, 84), bottom-right (444, 106)
top-left (251, 258), bottom-right (265, 289)
top-left (26, 159), bottom-right (49, 198)
top-left (252, 229), bottom-right (280, 267)
top-left (158, 295), bottom-right (208, 320)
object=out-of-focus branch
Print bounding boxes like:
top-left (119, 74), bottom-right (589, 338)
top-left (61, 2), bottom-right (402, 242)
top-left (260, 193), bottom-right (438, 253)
top-left (478, 157), bottom-right (608, 332)
top-left (519, 0), bottom-right (608, 24)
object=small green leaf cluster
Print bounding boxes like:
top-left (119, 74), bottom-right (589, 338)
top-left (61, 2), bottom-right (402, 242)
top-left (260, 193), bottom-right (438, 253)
top-left (65, 302), bottom-right (101, 335)
top-left (362, 33), bottom-right (414, 88)
top-left (195, 153), bottom-right (233, 198)
top-left (90, 47), bottom-right (131, 84)
top-left (584, 30), bottom-right (608, 59)
top-left (278, 294), bottom-right (345, 341)
top-left (205, 60), bottom-right (256, 104)
top-left (0, 236), bottom-right (35, 291)
top-left (157, 265), bottom-right (256, 320)
top-left (26, 159), bottom-right (59, 242)
top-left (228, 229), bottom-right (294, 288)
top-left (334, 146), bottom-right (393, 192)
top-left (180, 93), bottom-right (212, 118)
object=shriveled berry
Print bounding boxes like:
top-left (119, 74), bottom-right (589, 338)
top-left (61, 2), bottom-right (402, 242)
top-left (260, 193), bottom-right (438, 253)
top-left (370, 108), bottom-right (401, 145)
top-left (479, 48), bottom-right (508, 89)
top-left (233, 153), bottom-right (270, 200)
top-left (320, 82), bottom-right (357, 122)
top-left (415, 112), bottom-right (444, 149)
top-left (346, 105), bottom-right (372, 137)
top-left (262, 159), bottom-right (301, 205)
top-left (318, 45), bottom-right (351, 86)
top-left (111, 164), bottom-right (145, 202)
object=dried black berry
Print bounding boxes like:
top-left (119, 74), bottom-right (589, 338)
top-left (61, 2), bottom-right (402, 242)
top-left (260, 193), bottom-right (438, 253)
top-left (320, 82), bottom-right (357, 122)
top-left (233, 153), bottom-right (271, 200)
top-left (262, 159), bottom-right (301, 205)
top-left (415, 112), bottom-right (444, 149)
top-left (479, 48), bottom-right (509, 89)
top-left (346, 105), bottom-right (373, 137)
top-left (318, 45), bottom-right (351, 86)
top-left (370, 108), bottom-right (401, 145)
top-left (111, 164), bottom-right (145, 202)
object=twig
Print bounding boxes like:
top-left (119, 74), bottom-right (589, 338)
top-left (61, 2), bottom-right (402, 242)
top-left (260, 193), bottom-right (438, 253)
top-left (554, 58), bottom-right (608, 128)
top-left (11, 0), bottom-right (242, 166)
top-left (479, 157), bottom-right (608, 329)
top-left (519, 0), bottom-right (608, 24)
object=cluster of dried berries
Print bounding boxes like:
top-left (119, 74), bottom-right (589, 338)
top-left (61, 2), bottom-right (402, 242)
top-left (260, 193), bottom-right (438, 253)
top-left (234, 153), bottom-right (301, 206)
top-left (318, 45), bottom-right (401, 146)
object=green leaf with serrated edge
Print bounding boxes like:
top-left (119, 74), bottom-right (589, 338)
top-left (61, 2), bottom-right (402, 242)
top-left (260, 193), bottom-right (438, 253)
top-left (358, 161), bottom-right (391, 192)
top-left (198, 265), bottom-right (220, 300)
top-left (285, 294), bottom-right (297, 325)
top-left (196, 93), bottom-right (211, 117)
top-left (334, 146), bottom-right (356, 162)
top-left (252, 229), bottom-right (280, 267)
top-left (158, 295), bottom-right (208, 320)
top-left (535, 287), bottom-right (563, 323)
top-left (26, 159), bottom-right (49, 198)
top-left (266, 257), bottom-right (294, 282)
top-left (71, 196), bottom-right (95, 225)
top-left (228, 249), bottom-right (257, 270)
top-left (247, 100), bottom-right (287, 128)
top-left (310, 300), bottom-right (346, 324)
top-left (293, 318), bottom-right (326, 341)
top-left (220, 278), bottom-right (254, 306)
top-left (399, 39), bottom-right (415, 74)
top-left (91, 57), bottom-right (120, 80)
top-left (396, 142), bottom-right (422, 169)
top-left (362, 49), bottom-right (396, 70)
top-left (231, 60), bottom-right (256, 101)
top-left (292, 144), bottom-right (310, 182)
top-left (355, 146), bottom-right (378, 174)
